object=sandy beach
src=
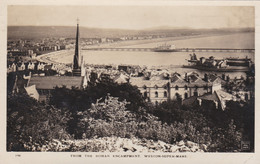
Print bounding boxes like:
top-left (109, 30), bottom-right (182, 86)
top-left (83, 32), bottom-right (249, 49)
top-left (37, 32), bottom-right (254, 66)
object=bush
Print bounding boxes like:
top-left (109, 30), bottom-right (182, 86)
top-left (76, 95), bottom-right (215, 147)
top-left (7, 94), bottom-right (71, 151)
top-left (8, 79), bottom-right (252, 152)
top-left (49, 80), bottom-right (145, 112)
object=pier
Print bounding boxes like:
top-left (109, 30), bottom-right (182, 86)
top-left (83, 47), bottom-right (255, 53)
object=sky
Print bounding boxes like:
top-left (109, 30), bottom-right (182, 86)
top-left (8, 6), bottom-right (254, 29)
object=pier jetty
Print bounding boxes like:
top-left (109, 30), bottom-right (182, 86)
top-left (83, 47), bottom-right (255, 53)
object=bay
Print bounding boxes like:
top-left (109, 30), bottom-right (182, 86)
top-left (46, 32), bottom-right (255, 78)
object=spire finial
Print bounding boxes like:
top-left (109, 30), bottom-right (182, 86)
top-left (77, 18), bottom-right (79, 24)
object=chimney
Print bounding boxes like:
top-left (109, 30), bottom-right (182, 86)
top-left (197, 98), bottom-right (202, 106)
top-left (222, 73), bottom-right (226, 80)
top-left (227, 75), bottom-right (230, 82)
top-left (200, 57), bottom-right (206, 64)
top-left (204, 73), bottom-right (208, 82)
top-left (185, 73), bottom-right (188, 82)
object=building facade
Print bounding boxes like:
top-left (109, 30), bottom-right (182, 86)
top-left (130, 72), bottom-right (222, 104)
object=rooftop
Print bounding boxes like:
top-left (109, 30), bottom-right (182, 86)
top-left (28, 76), bottom-right (84, 90)
top-left (130, 77), bottom-right (168, 88)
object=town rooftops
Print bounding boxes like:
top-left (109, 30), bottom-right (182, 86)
top-left (207, 74), bottom-right (224, 84)
top-left (28, 76), bottom-right (84, 90)
top-left (183, 89), bottom-right (233, 110)
top-left (169, 73), bottom-right (211, 87)
top-left (170, 74), bottom-right (185, 83)
top-left (130, 77), bottom-right (168, 88)
top-left (188, 73), bottom-right (203, 83)
top-left (113, 73), bottom-right (129, 84)
top-left (199, 92), bottom-right (219, 101)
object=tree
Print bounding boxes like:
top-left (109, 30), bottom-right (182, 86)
top-left (208, 120), bottom-right (242, 152)
top-left (7, 93), bottom-right (71, 151)
top-left (49, 79), bottom-right (145, 112)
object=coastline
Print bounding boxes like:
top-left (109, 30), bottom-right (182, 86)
top-left (84, 32), bottom-right (253, 48)
top-left (36, 32), bottom-right (254, 65)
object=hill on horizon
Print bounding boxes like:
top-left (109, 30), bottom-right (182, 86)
top-left (7, 26), bottom-right (254, 40)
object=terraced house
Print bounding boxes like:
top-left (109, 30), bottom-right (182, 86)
top-left (130, 72), bottom-right (223, 104)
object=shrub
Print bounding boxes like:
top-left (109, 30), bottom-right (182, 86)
top-left (7, 94), bottom-right (71, 151)
top-left (77, 95), bottom-right (214, 147)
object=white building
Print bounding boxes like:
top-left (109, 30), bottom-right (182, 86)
top-left (130, 72), bottom-right (223, 105)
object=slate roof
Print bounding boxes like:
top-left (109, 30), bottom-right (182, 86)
top-left (182, 89), bottom-right (233, 110)
top-left (28, 76), bottom-right (84, 90)
top-left (44, 65), bottom-right (53, 70)
top-left (170, 74), bottom-right (185, 83)
top-left (113, 73), bottom-right (129, 83)
top-left (130, 77), bottom-right (168, 88)
top-left (182, 96), bottom-right (198, 106)
top-left (186, 74), bottom-right (210, 87)
top-left (215, 90), bottom-right (233, 101)
top-left (199, 92), bottom-right (219, 101)
top-left (150, 74), bottom-right (168, 81)
top-left (201, 90), bottom-right (233, 110)
top-left (207, 74), bottom-right (224, 84)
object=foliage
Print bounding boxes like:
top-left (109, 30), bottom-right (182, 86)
top-left (77, 96), bottom-right (214, 148)
top-left (143, 99), bottom-right (249, 152)
top-left (147, 100), bottom-right (209, 131)
top-left (48, 79), bottom-right (145, 138)
top-left (7, 94), bottom-right (71, 151)
top-left (7, 76), bottom-right (254, 152)
top-left (224, 99), bottom-right (255, 151)
top-left (49, 79), bottom-right (145, 112)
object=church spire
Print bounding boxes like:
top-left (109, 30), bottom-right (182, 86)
top-left (73, 18), bottom-right (81, 70)
top-left (72, 18), bottom-right (82, 76)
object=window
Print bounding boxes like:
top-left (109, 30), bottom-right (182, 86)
top-left (245, 93), bottom-right (249, 101)
top-left (144, 92), bottom-right (147, 98)
top-left (155, 91), bottom-right (158, 97)
top-left (185, 85), bottom-right (188, 90)
top-left (194, 91), bottom-right (198, 96)
top-left (185, 93), bottom-right (188, 99)
top-left (155, 101), bottom-right (158, 106)
top-left (195, 85), bottom-right (198, 90)
top-left (164, 85), bottom-right (168, 89)
top-left (175, 85), bottom-right (179, 90)
top-left (175, 93), bottom-right (181, 99)
top-left (164, 91), bottom-right (167, 97)
top-left (204, 85), bottom-right (208, 90)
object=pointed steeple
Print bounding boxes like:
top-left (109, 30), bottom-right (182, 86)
top-left (72, 18), bottom-right (82, 76)
top-left (73, 18), bottom-right (81, 70)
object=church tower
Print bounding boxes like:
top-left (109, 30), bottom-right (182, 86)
top-left (72, 18), bottom-right (82, 76)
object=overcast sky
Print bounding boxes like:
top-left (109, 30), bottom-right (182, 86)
top-left (8, 6), bottom-right (254, 29)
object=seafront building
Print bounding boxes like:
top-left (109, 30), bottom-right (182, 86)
top-left (130, 72), bottom-right (223, 104)
top-left (129, 71), bottom-right (250, 111)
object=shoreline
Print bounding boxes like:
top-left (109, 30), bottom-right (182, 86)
top-left (37, 32), bottom-right (254, 65)
top-left (84, 32), bottom-right (253, 49)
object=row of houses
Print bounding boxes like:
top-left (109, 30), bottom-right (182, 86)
top-left (23, 70), bottom-right (236, 111)
top-left (10, 60), bottom-right (251, 111)
top-left (7, 62), bottom-right (72, 76)
top-left (130, 72), bottom-right (223, 104)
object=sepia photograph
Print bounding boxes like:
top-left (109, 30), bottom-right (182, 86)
top-left (1, 1), bottom-right (259, 163)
